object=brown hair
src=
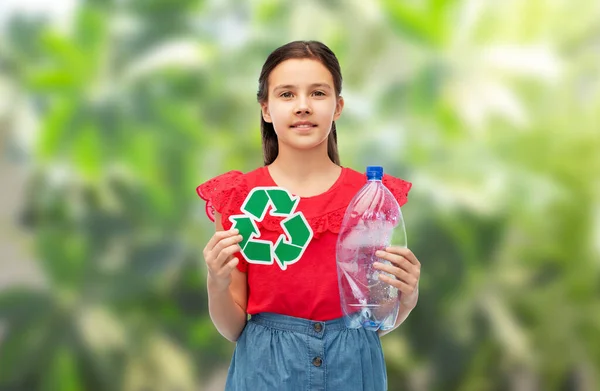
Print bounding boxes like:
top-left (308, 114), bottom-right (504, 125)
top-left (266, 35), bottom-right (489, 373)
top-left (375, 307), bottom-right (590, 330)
top-left (257, 41), bottom-right (343, 165)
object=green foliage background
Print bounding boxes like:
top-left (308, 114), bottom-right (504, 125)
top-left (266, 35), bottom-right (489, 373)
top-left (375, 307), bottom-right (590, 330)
top-left (0, 0), bottom-right (598, 390)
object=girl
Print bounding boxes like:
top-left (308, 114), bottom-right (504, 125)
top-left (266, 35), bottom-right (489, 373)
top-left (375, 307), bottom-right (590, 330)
top-left (198, 41), bottom-right (421, 391)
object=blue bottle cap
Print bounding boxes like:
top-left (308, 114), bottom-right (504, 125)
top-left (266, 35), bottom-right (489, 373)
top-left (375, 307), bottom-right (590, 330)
top-left (366, 165), bottom-right (383, 180)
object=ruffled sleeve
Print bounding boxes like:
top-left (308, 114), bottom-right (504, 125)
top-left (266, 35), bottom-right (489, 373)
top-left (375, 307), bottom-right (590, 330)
top-left (196, 170), bottom-right (245, 223)
top-left (302, 174), bottom-right (412, 237)
top-left (197, 171), bottom-right (250, 273)
top-left (383, 174), bottom-right (412, 207)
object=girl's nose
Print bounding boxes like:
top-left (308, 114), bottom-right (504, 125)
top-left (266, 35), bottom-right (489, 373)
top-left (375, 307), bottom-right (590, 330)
top-left (295, 107), bottom-right (312, 115)
top-left (295, 98), bottom-right (312, 115)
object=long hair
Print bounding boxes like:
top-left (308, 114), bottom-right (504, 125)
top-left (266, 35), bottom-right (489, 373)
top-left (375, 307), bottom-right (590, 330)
top-left (257, 41), bottom-right (343, 165)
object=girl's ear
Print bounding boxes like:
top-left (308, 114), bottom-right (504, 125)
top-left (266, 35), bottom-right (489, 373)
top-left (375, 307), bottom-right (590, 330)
top-left (333, 96), bottom-right (344, 121)
top-left (261, 102), bottom-right (272, 123)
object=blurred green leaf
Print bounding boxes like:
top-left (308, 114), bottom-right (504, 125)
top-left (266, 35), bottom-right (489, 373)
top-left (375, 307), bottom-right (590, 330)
top-left (0, 288), bottom-right (52, 324)
top-left (380, 0), bottom-right (457, 48)
top-left (41, 346), bottom-right (84, 391)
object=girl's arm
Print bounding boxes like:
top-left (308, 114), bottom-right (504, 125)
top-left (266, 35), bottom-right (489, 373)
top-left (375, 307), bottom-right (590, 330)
top-left (205, 212), bottom-right (249, 342)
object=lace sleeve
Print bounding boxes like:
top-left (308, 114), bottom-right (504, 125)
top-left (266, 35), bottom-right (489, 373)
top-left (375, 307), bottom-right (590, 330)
top-left (196, 171), bottom-right (244, 222)
top-left (196, 171), bottom-right (249, 273)
top-left (383, 175), bottom-right (412, 207)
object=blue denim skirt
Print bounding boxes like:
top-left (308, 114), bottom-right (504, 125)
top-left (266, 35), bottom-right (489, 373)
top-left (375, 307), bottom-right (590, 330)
top-left (225, 312), bottom-right (387, 391)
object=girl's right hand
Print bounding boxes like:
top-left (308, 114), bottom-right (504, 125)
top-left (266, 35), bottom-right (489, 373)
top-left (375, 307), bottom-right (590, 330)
top-left (203, 228), bottom-right (243, 291)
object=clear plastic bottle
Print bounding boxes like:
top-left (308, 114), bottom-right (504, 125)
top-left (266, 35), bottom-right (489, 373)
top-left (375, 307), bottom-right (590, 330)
top-left (336, 165), bottom-right (407, 331)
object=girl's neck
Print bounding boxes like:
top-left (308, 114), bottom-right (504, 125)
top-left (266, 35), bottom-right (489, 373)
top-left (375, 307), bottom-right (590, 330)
top-left (267, 146), bottom-right (341, 197)
top-left (269, 147), bottom-right (338, 180)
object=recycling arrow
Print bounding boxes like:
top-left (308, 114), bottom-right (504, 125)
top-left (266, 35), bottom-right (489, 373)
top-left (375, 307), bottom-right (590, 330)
top-left (282, 214), bottom-right (311, 246)
top-left (266, 189), bottom-right (298, 215)
top-left (230, 215), bottom-right (258, 248)
top-left (228, 187), bottom-right (313, 271)
top-left (243, 240), bottom-right (272, 264)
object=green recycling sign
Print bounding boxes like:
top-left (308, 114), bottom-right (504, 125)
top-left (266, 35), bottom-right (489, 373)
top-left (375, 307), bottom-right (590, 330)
top-left (228, 187), bottom-right (313, 270)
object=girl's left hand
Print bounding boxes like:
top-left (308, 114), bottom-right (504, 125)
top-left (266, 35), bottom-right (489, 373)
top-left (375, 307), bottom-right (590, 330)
top-left (373, 247), bottom-right (420, 310)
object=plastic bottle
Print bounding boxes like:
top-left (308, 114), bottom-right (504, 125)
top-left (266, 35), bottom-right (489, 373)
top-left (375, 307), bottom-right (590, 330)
top-left (336, 165), bottom-right (407, 331)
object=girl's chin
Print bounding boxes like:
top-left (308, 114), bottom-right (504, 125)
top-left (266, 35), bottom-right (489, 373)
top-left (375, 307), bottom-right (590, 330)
top-left (279, 137), bottom-right (330, 152)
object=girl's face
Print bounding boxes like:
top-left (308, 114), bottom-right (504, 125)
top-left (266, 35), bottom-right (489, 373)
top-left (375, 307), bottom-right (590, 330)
top-left (261, 59), bottom-right (344, 156)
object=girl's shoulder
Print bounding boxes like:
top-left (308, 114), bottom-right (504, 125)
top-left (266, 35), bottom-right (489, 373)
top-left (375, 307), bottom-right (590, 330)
top-left (298, 167), bottom-right (412, 237)
top-left (196, 167), bottom-right (268, 222)
top-left (196, 167), bottom-right (267, 194)
top-left (340, 167), bottom-right (412, 207)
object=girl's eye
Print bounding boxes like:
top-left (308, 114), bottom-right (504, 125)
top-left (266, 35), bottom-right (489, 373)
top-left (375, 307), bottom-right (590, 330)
top-left (281, 92), bottom-right (294, 98)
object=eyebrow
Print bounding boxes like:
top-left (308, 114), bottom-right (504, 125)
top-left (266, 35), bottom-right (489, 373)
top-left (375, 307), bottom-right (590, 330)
top-left (272, 83), bottom-right (333, 92)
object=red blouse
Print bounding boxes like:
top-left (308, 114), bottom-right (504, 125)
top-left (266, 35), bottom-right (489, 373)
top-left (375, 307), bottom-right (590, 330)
top-left (197, 166), bottom-right (412, 321)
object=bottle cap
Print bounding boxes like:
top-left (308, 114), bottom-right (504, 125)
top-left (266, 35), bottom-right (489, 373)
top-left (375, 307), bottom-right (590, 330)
top-left (366, 165), bottom-right (383, 180)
